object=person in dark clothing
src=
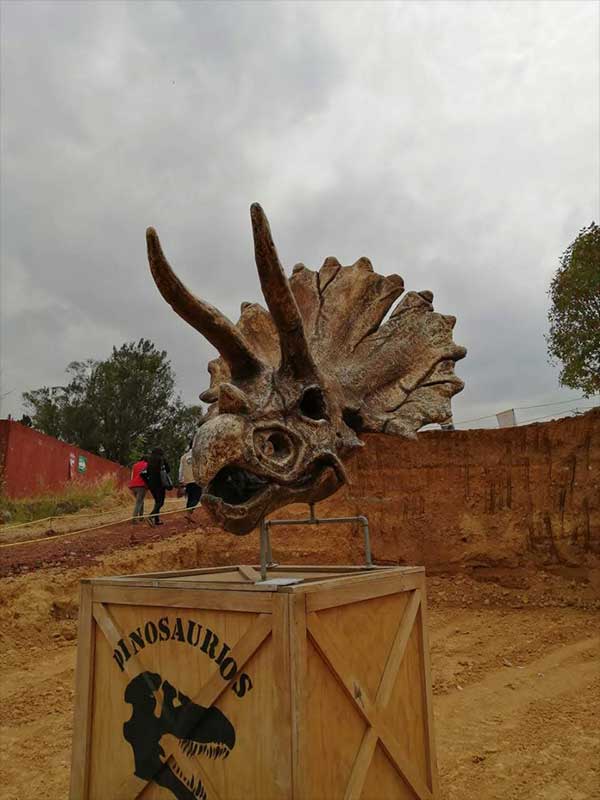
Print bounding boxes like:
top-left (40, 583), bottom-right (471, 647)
top-left (143, 447), bottom-right (171, 526)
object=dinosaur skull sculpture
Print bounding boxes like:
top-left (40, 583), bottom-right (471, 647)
top-left (147, 204), bottom-right (466, 534)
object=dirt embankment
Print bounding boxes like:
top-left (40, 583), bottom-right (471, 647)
top-left (265, 409), bottom-right (600, 572)
top-left (2, 411), bottom-right (598, 578)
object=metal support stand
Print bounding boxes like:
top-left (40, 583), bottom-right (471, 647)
top-left (259, 519), bottom-right (275, 581)
top-left (259, 503), bottom-right (372, 581)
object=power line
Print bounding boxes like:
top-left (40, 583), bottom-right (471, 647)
top-left (514, 396), bottom-right (588, 411)
top-left (454, 413), bottom-right (498, 426)
top-left (454, 396), bottom-right (596, 426)
top-left (516, 405), bottom-right (597, 426)
top-left (517, 410), bottom-right (578, 426)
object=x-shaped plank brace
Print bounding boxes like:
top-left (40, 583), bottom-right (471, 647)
top-left (306, 589), bottom-right (432, 800)
top-left (92, 602), bottom-right (272, 800)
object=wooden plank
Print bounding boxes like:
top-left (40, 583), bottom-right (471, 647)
top-left (99, 565), bottom-right (238, 580)
top-left (237, 564), bottom-right (261, 582)
top-left (139, 580), bottom-right (273, 592)
top-left (306, 572), bottom-right (422, 612)
top-left (92, 565), bottom-right (414, 583)
top-left (271, 594), bottom-right (293, 798)
top-left (290, 593), bottom-right (308, 800)
top-left (164, 572), bottom-right (261, 584)
top-left (343, 727), bottom-right (378, 800)
top-left (92, 603), bottom-right (146, 679)
top-left (307, 611), bottom-right (433, 800)
top-left (375, 716), bottom-right (434, 800)
top-left (92, 584), bottom-right (273, 612)
top-left (342, 590), bottom-right (422, 800)
top-left (416, 576), bottom-right (440, 796)
top-left (269, 564), bottom-right (424, 586)
top-left (260, 570), bottom-right (356, 581)
top-left (306, 612), bottom-right (374, 726)
top-left (132, 748), bottom-right (223, 800)
top-left (94, 565), bottom-right (397, 583)
top-left (265, 564), bottom-right (398, 574)
top-left (376, 590), bottom-right (421, 706)
top-left (193, 614), bottom-right (272, 708)
top-left (167, 573), bottom-right (344, 587)
top-left (92, 577), bottom-right (274, 592)
top-left (69, 583), bottom-right (95, 800)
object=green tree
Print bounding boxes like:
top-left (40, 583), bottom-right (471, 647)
top-left (20, 386), bottom-right (64, 439)
top-left (547, 222), bottom-right (600, 397)
top-left (23, 339), bottom-right (201, 468)
top-left (157, 399), bottom-right (203, 476)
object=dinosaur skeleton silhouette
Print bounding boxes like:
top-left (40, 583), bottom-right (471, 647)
top-left (124, 672), bottom-right (235, 800)
top-left (147, 204), bottom-right (466, 534)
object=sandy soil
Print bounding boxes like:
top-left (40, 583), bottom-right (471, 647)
top-left (0, 512), bottom-right (598, 799)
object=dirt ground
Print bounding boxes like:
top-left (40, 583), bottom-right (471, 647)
top-left (0, 510), bottom-right (598, 800)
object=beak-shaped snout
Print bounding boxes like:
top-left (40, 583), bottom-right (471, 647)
top-left (192, 414), bottom-right (248, 486)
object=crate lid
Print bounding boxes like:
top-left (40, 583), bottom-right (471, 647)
top-left (86, 564), bottom-right (423, 594)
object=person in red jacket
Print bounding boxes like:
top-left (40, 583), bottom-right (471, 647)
top-left (129, 455), bottom-right (148, 523)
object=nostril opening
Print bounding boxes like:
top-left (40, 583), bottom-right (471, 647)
top-left (254, 428), bottom-right (297, 463)
top-left (265, 432), bottom-right (291, 458)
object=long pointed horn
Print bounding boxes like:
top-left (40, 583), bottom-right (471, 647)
top-left (250, 203), bottom-right (317, 377)
top-left (146, 227), bottom-right (263, 379)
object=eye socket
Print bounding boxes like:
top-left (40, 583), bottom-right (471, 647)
top-left (299, 386), bottom-right (329, 421)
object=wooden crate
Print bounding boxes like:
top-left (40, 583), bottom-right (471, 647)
top-left (70, 565), bottom-right (439, 800)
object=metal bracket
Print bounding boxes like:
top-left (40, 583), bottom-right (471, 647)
top-left (258, 503), bottom-right (372, 581)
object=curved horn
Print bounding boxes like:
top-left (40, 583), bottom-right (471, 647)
top-left (250, 203), bottom-right (317, 378)
top-left (146, 227), bottom-right (263, 379)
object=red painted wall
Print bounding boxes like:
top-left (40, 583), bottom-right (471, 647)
top-left (0, 420), bottom-right (130, 498)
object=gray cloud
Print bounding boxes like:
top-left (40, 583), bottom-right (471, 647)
top-left (1, 0), bottom-right (598, 430)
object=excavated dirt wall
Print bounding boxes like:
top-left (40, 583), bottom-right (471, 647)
top-left (271, 409), bottom-right (600, 571)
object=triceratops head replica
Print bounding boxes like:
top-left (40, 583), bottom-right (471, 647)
top-left (147, 204), bottom-right (466, 535)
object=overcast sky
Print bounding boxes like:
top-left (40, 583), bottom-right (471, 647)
top-left (1, 0), bottom-right (598, 430)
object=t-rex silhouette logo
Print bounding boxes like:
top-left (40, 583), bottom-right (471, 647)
top-left (123, 672), bottom-right (236, 800)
